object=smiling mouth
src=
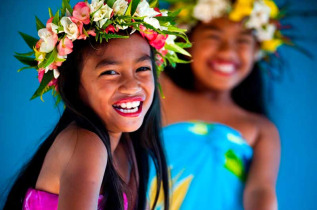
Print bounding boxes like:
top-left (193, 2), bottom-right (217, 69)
top-left (207, 61), bottom-right (239, 76)
top-left (113, 101), bottom-right (143, 116)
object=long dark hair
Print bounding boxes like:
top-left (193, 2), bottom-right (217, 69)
top-left (164, 22), bottom-right (265, 115)
top-left (4, 35), bottom-right (169, 210)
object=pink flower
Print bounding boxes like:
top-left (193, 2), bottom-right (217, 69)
top-left (48, 78), bottom-right (58, 87)
top-left (154, 8), bottom-right (162, 17)
top-left (71, 17), bottom-right (84, 35)
top-left (139, 25), bottom-right (158, 41)
top-left (87, 30), bottom-right (96, 37)
top-left (155, 54), bottom-right (164, 66)
top-left (149, 34), bottom-right (167, 50)
top-left (46, 17), bottom-right (58, 34)
top-left (73, 2), bottom-right (91, 25)
top-left (38, 68), bottom-right (45, 83)
top-left (105, 25), bottom-right (118, 34)
top-left (57, 37), bottom-right (73, 56)
top-left (158, 48), bottom-right (168, 56)
top-left (38, 68), bottom-right (58, 89)
top-left (77, 29), bottom-right (96, 40)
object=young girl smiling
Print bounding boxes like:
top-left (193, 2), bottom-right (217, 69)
top-left (4, 0), bottom-right (190, 209)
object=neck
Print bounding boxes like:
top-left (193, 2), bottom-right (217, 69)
top-left (108, 132), bottom-right (122, 154)
top-left (195, 84), bottom-right (233, 104)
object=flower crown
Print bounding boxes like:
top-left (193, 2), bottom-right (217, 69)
top-left (15, 0), bottom-right (191, 102)
top-left (165, 0), bottom-right (291, 56)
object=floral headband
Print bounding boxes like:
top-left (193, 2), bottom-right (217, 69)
top-left (164, 0), bottom-right (291, 56)
top-left (15, 0), bottom-right (191, 102)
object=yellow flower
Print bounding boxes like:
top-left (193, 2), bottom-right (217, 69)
top-left (264, 0), bottom-right (279, 18)
top-left (229, 0), bottom-right (254, 22)
top-left (261, 39), bottom-right (283, 52)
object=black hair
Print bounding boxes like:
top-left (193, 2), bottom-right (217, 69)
top-left (164, 22), bottom-right (265, 115)
top-left (4, 34), bottom-right (169, 210)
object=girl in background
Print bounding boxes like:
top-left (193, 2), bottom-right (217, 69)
top-left (148, 0), bottom-right (282, 209)
top-left (4, 0), bottom-right (190, 209)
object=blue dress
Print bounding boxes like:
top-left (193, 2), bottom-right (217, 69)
top-left (148, 122), bottom-right (253, 210)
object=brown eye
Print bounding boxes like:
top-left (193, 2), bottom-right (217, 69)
top-left (136, 66), bottom-right (151, 72)
top-left (100, 70), bottom-right (118, 76)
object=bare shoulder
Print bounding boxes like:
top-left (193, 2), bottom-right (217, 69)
top-left (58, 123), bottom-right (108, 175)
top-left (52, 122), bottom-right (108, 169)
top-left (248, 113), bottom-right (279, 141)
top-left (57, 124), bottom-right (108, 209)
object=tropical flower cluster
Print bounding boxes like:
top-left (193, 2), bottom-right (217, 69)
top-left (15, 0), bottom-right (191, 102)
top-left (167, 0), bottom-right (289, 55)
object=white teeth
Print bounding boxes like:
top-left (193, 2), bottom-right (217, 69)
top-left (133, 101), bottom-right (140, 107)
top-left (126, 102), bottom-right (132, 109)
top-left (214, 64), bottom-right (235, 73)
top-left (118, 107), bottom-right (138, 113)
top-left (114, 101), bottom-right (141, 110)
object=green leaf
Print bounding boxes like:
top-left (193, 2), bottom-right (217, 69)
top-left (49, 8), bottom-right (54, 18)
top-left (14, 55), bottom-right (37, 66)
top-left (125, 0), bottom-right (141, 16)
top-left (39, 48), bottom-right (57, 68)
top-left (61, 0), bottom-right (73, 16)
top-left (175, 42), bottom-right (192, 49)
top-left (168, 8), bottom-right (181, 17)
top-left (17, 66), bottom-right (37, 72)
top-left (15, 51), bottom-right (34, 56)
top-left (52, 10), bottom-right (60, 25)
top-left (131, 0), bottom-right (141, 16)
top-left (101, 33), bottom-right (129, 41)
top-left (149, 0), bottom-right (159, 8)
top-left (107, 0), bottom-right (116, 8)
top-left (35, 16), bottom-right (46, 31)
top-left (165, 44), bottom-right (191, 57)
top-left (19, 32), bottom-right (38, 50)
top-left (31, 70), bottom-right (54, 100)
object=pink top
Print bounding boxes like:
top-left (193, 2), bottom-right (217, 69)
top-left (23, 188), bottom-right (128, 210)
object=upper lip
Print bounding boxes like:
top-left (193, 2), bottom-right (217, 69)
top-left (113, 96), bottom-right (145, 105)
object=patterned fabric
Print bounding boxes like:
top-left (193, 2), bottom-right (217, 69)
top-left (148, 122), bottom-right (253, 210)
top-left (23, 188), bottom-right (128, 210)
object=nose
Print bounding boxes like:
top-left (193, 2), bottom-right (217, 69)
top-left (217, 40), bottom-right (238, 60)
top-left (118, 75), bottom-right (142, 95)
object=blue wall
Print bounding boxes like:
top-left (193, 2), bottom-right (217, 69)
top-left (0, 0), bottom-right (316, 209)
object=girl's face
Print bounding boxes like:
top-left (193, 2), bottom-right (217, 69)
top-left (190, 17), bottom-right (259, 92)
top-left (79, 33), bottom-right (155, 134)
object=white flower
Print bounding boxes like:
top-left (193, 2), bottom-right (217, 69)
top-left (53, 69), bottom-right (60, 79)
top-left (161, 10), bottom-right (168, 17)
top-left (90, 2), bottom-right (113, 28)
top-left (134, 0), bottom-right (159, 17)
top-left (246, 1), bottom-right (271, 29)
top-left (60, 17), bottom-right (79, 40)
top-left (90, 0), bottom-right (104, 13)
top-left (255, 23), bottom-right (276, 41)
top-left (113, 0), bottom-right (128, 16)
top-left (144, 17), bottom-right (160, 29)
top-left (193, 0), bottom-right (229, 23)
top-left (38, 28), bottom-right (57, 53)
top-left (166, 35), bottom-right (177, 45)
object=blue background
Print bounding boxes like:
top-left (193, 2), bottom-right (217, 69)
top-left (0, 0), bottom-right (316, 209)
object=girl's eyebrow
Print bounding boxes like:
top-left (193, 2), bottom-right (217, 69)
top-left (202, 25), bottom-right (222, 32)
top-left (95, 54), bottom-right (152, 69)
top-left (95, 58), bottom-right (120, 69)
top-left (136, 54), bottom-right (152, 63)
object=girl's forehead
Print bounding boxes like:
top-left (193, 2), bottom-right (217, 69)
top-left (85, 34), bottom-right (151, 61)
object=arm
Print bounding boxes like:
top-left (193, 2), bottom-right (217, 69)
top-left (58, 128), bottom-right (108, 210)
top-left (243, 119), bottom-right (281, 210)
